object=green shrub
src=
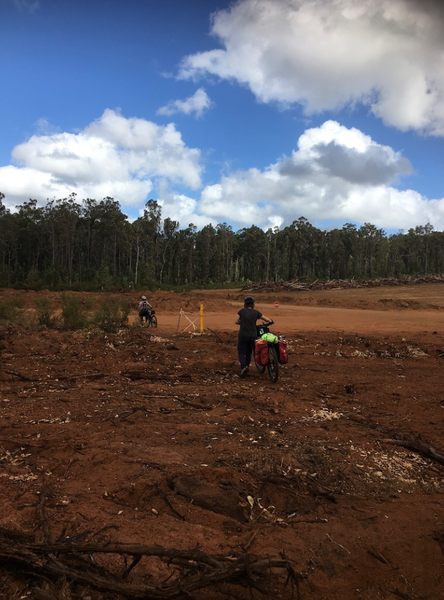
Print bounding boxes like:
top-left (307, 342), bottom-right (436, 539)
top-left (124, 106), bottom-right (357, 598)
top-left (92, 296), bottom-right (130, 333)
top-left (25, 267), bottom-right (43, 290)
top-left (0, 265), bottom-right (13, 287)
top-left (34, 297), bottom-right (58, 328)
top-left (0, 297), bottom-right (24, 321)
top-left (43, 266), bottom-right (61, 288)
top-left (0, 299), bottom-right (16, 320)
top-left (82, 296), bottom-right (96, 311)
top-left (120, 299), bottom-right (131, 322)
top-left (60, 293), bottom-right (88, 330)
top-left (94, 266), bottom-right (113, 290)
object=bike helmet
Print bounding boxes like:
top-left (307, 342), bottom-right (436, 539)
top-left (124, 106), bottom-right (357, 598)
top-left (244, 295), bottom-right (255, 306)
top-left (141, 295), bottom-right (147, 300)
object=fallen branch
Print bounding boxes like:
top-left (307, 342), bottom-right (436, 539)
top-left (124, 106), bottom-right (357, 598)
top-left (206, 328), bottom-right (224, 343)
top-left (241, 274), bottom-right (444, 294)
top-left (35, 486), bottom-right (52, 544)
top-left (121, 369), bottom-right (192, 382)
top-left (346, 413), bottom-right (444, 467)
top-left (65, 373), bottom-right (107, 382)
top-left (0, 527), bottom-right (301, 599)
top-left (173, 396), bottom-right (213, 410)
top-left (152, 480), bottom-right (185, 521)
top-left (367, 546), bottom-right (389, 564)
top-left (4, 368), bottom-right (34, 381)
top-left (382, 437), bottom-right (444, 466)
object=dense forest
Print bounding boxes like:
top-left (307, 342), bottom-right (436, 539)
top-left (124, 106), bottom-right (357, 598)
top-left (0, 192), bottom-right (442, 290)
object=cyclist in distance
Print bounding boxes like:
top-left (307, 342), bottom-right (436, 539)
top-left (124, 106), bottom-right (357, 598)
top-left (235, 295), bottom-right (272, 378)
top-left (138, 295), bottom-right (153, 325)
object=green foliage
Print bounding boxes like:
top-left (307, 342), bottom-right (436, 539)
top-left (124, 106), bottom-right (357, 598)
top-left (120, 299), bottom-right (131, 322)
top-left (43, 266), bottom-right (61, 288)
top-left (25, 267), bottom-right (42, 290)
top-left (60, 293), bottom-right (88, 330)
top-left (34, 297), bottom-right (58, 328)
top-left (0, 297), bottom-right (24, 324)
top-left (82, 296), bottom-right (96, 311)
top-left (94, 266), bottom-right (114, 290)
top-left (0, 190), bottom-right (443, 288)
top-left (0, 298), bottom-right (20, 321)
top-left (92, 296), bottom-right (130, 333)
top-left (0, 264), bottom-right (13, 287)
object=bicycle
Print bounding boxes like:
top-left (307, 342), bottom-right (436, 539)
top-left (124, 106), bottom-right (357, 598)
top-left (140, 309), bottom-right (157, 328)
top-left (148, 309), bottom-right (157, 328)
top-left (254, 320), bottom-right (279, 383)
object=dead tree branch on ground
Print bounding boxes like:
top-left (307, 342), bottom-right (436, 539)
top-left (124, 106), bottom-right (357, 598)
top-left (0, 527), bottom-right (304, 599)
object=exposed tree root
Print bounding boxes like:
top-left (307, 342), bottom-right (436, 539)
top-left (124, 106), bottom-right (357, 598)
top-left (0, 526), bottom-right (304, 599)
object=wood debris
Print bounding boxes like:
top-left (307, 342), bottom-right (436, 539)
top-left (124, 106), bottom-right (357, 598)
top-left (242, 274), bottom-right (444, 293)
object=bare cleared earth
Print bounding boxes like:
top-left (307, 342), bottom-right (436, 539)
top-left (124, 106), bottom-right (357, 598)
top-left (1, 284), bottom-right (444, 599)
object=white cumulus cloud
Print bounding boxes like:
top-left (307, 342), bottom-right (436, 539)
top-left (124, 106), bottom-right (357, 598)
top-left (157, 88), bottom-right (213, 118)
top-left (0, 109), bottom-right (203, 211)
top-left (1, 114), bottom-right (442, 232)
top-left (151, 180), bottom-right (217, 229)
top-left (197, 120), bottom-right (444, 230)
top-left (179, 0), bottom-right (444, 136)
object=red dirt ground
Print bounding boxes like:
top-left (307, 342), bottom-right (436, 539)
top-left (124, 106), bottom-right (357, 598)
top-left (1, 285), bottom-right (444, 599)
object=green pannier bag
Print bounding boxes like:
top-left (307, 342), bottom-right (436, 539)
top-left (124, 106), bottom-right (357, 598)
top-left (261, 332), bottom-right (278, 344)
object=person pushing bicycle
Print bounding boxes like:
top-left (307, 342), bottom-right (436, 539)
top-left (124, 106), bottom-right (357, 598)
top-left (138, 295), bottom-right (153, 325)
top-left (235, 295), bottom-right (272, 378)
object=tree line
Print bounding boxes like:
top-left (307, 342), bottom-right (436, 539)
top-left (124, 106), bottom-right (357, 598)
top-left (0, 192), bottom-right (442, 290)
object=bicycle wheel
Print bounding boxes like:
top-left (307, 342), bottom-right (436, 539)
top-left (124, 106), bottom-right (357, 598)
top-left (255, 358), bottom-right (265, 373)
top-left (150, 315), bottom-right (158, 328)
top-left (267, 345), bottom-right (279, 383)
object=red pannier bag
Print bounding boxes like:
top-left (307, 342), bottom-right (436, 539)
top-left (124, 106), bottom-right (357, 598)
top-left (255, 339), bottom-right (269, 366)
top-left (277, 339), bottom-right (289, 364)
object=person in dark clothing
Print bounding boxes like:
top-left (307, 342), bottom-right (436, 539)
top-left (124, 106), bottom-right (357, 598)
top-left (235, 296), bottom-right (272, 378)
top-left (138, 295), bottom-right (153, 324)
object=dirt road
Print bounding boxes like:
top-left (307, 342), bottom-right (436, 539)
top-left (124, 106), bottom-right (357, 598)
top-left (174, 302), bottom-right (444, 336)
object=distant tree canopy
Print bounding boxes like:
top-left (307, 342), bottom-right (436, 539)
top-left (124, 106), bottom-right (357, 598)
top-left (0, 193), bottom-right (443, 289)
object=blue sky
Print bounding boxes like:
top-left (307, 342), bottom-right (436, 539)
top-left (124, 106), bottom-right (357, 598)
top-left (1, 0), bottom-right (443, 233)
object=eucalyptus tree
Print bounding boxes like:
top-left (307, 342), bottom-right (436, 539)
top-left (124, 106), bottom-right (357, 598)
top-left (214, 223), bottom-right (235, 282)
top-left (275, 217), bottom-right (322, 280)
top-left (92, 197), bottom-right (128, 281)
top-left (339, 223), bottom-right (359, 278)
top-left (292, 217), bottom-right (322, 278)
top-left (235, 225), bottom-right (269, 281)
top-left (132, 199), bottom-right (162, 285)
top-left (80, 198), bottom-right (101, 276)
top-left (194, 224), bottom-right (216, 282)
top-left (2, 188), bottom-right (444, 288)
top-left (413, 223), bottom-right (434, 274)
top-left (44, 194), bottom-right (81, 284)
top-left (323, 228), bottom-right (346, 279)
top-left (266, 226), bottom-right (280, 282)
top-left (356, 223), bottom-right (387, 278)
top-left (387, 231), bottom-right (408, 277)
top-left (130, 218), bottom-right (144, 285)
top-left (0, 194), bottom-right (17, 285)
top-left (174, 223), bottom-right (197, 284)
top-left (427, 229), bottom-right (444, 273)
top-left (14, 198), bottom-right (45, 282)
top-left (159, 217), bottom-right (179, 284)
